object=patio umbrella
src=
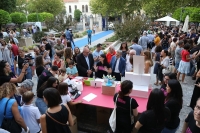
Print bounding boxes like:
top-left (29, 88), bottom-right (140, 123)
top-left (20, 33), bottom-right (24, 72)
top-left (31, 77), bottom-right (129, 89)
top-left (182, 15), bottom-right (189, 32)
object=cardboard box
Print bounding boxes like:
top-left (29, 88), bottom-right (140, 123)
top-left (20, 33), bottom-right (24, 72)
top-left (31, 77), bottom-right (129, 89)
top-left (96, 107), bottom-right (111, 125)
top-left (69, 115), bottom-right (78, 133)
top-left (101, 83), bottom-right (116, 96)
top-left (125, 72), bottom-right (150, 98)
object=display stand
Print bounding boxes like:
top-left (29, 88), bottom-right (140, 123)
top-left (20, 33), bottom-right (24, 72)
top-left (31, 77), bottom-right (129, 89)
top-left (125, 56), bottom-right (151, 98)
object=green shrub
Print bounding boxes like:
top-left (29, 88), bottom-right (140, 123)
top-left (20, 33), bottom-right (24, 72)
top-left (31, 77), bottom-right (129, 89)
top-left (105, 35), bottom-right (118, 42)
top-left (32, 31), bottom-right (45, 43)
top-left (82, 31), bottom-right (87, 36)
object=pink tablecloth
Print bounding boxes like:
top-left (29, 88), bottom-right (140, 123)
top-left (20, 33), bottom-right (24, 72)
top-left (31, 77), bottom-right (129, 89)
top-left (75, 85), bottom-right (149, 113)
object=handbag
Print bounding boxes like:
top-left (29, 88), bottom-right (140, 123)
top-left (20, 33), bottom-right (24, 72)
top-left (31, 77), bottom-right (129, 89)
top-left (109, 94), bottom-right (118, 132)
top-left (1, 99), bottom-right (22, 133)
top-left (130, 98), bottom-right (134, 125)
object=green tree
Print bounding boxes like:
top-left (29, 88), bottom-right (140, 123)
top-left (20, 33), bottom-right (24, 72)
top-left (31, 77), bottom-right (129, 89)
top-left (142, 0), bottom-right (200, 20)
top-left (115, 16), bottom-right (149, 41)
top-left (28, 0), bottom-right (64, 16)
top-left (0, 0), bottom-right (16, 13)
top-left (15, 0), bottom-right (28, 14)
top-left (10, 12), bottom-right (27, 32)
top-left (173, 7), bottom-right (200, 22)
top-left (74, 9), bottom-right (82, 22)
top-left (28, 13), bottom-right (43, 22)
top-left (90, 0), bottom-right (141, 16)
top-left (0, 9), bottom-right (11, 29)
top-left (10, 12), bottom-right (27, 24)
top-left (40, 12), bottom-right (54, 30)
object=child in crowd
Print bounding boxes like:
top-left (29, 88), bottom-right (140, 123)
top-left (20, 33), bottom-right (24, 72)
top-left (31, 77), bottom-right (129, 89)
top-left (58, 83), bottom-right (82, 105)
top-left (66, 60), bottom-right (78, 77)
top-left (21, 91), bottom-right (41, 133)
top-left (58, 68), bottom-right (68, 82)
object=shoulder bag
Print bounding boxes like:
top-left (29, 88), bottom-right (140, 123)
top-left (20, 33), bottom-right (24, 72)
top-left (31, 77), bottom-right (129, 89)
top-left (46, 111), bottom-right (67, 125)
top-left (1, 99), bottom-right (22, 133)
top-left (130, 98), bottom-right (134, 125)
top-left (109, 94), bottom-right (118, 132)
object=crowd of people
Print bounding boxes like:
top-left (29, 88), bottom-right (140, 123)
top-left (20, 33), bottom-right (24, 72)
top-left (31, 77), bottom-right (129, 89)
top-left (0, 25), bottom-right (200, 133)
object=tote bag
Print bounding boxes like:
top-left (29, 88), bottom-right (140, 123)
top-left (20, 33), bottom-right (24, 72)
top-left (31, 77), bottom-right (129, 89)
top-left (109, 95), bottom-right (118, 132)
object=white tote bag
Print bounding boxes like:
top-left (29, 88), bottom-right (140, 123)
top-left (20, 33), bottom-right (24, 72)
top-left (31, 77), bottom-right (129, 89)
top-left (109, 95), bottom-right (118, 132)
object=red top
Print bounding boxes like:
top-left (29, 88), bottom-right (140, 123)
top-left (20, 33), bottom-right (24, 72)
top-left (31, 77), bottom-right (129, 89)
top-left (106, 51), bottom-right (116, 64)
top-left (53, 60), bottom-right (61, 68)
top-left (11, 44), bottom-right (19, 56)
top-left (181, 49), bottom-right (190, 62)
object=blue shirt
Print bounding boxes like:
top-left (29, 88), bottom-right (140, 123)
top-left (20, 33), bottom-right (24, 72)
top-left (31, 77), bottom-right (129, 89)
top-left (130, 44), bottom-right (143, 55)
top-left (87, 30), bottom-right (92, 36)
top-left (92, 50), bottom-right (104, 64)
top-left (65, 30), bottom-right (71, 39)
top-left (66, 66), bottom-right (78, 75)
top-left (0, 98), bottom-right (22, 126)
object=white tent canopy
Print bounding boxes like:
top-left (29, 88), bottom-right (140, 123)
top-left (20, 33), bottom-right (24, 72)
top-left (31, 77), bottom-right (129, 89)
top-left (155, 16), bottom-right (180, 22)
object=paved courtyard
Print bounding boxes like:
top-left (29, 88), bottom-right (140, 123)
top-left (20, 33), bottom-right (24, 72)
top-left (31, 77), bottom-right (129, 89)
top-left (31, 31), bottom-right (194, 132)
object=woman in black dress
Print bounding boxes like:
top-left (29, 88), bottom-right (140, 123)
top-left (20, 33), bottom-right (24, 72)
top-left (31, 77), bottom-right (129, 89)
top-left (40, 88), bottom-right (73, 133)
top-left (190, 70), bottom-right (200, 109)
top-left (119, 42), bottom-right (128, 59)
top-left (94, 54), bottom-right (111, 78)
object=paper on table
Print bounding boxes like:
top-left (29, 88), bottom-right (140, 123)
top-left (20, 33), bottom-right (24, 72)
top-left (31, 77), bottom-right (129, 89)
top-left (83, 93), bottom-right (97, 102)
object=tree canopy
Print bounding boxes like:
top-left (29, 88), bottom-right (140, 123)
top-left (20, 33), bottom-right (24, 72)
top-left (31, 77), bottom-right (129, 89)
top-left (10, 12), bottom-right (27, 25)
top-left (173, 7), bottom-right (200, 22)
top-left (15, 0), bottom-right (28, 14)
top-left (28, 13), bottom-right (43, 22)
top-left (0, 0), bottom-right (16, 13)
top-left (89, 0), bottom-right (141, 16)
top-left (74, 9), bottom-right (82, 22)
top-left (28, 0), bottom-right (64, 16)
top-left (0, 9), bottom-right (11, 28)
top-left (142, 0), bottom-right (200, 19)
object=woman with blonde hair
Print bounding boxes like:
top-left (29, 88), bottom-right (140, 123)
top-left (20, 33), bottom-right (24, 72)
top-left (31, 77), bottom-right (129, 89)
top-left (143, 50), bottom-right (153, 73)
top-left (0, 83), bottom-right (29, 133)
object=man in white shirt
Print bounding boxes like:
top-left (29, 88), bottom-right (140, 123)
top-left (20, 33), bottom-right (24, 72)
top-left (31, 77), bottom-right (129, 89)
top-left (126, 49), bottom-right (136, 72)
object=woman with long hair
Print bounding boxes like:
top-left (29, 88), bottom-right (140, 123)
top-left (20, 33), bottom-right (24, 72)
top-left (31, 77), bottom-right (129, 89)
top-left (154, 45), bottom-right (162, 85)
top-left (134, 89), bottom-right (171, 133)
top-left (114, 80), bottom-right (138, 133)
top-left (60, 34), bottom-right (68, 48)
top-left (40, 88), bottom-right (73, 133)
top-left (35, 55), bottom-right (45, 77)
top-left (119, 42), bottom-right (128, 59)
top-left (126, 49), bottom-right (136, 72)
top-left (143, 50), bottom-right (153, 74)
top-left (94, 54), bottom-right (111, 78)
top-left (162, 79), bottom-right (183, 133)
top-left (0, 60), bottom-right (28, 86)
top-left (64, 47), bottom-right (73, 68)
top-left (73, 47), bottom-right (81, 63)
top-left (35, 77), bottom-right (59, 114)
top-left (0, 40), bottom-right (14, 68)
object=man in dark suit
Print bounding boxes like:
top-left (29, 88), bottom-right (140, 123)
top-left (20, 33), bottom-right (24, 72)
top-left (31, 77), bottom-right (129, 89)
top-left (110, 50), bottom-right (126, 81)
top-left (77, 47), bottom-right (94, 77)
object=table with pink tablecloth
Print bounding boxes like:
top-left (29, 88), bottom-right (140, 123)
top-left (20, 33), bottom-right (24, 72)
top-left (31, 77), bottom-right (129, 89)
top-left (75, 85), bottom-right (150, 113)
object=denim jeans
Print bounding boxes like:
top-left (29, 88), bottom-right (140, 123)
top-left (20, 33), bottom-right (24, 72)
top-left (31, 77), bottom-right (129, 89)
top-left (161, 126), bottom-right (179, 133)
top-left (88, 35), bottom-right (91, 45)
top-left (35, 97), bottom-right (47, 114)
top-left (18, 66), bottom-right (32, 79)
